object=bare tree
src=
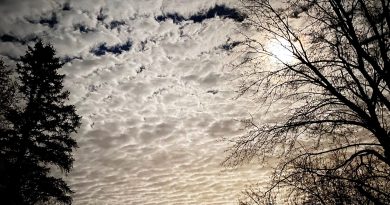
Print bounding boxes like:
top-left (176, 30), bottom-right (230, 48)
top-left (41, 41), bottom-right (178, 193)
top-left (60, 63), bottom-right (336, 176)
top-left (225, 0), bottom-right (390, 204)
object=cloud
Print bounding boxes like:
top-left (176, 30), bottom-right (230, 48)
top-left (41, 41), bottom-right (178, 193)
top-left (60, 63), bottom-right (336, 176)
top-left (155, 4), bottom-right (246, 24)
top-left (0, 34), bottom-right (21, 43)
top-left (0, 0), bottom-right (268, 204)
top-left (0, 34), bottom-right (38, 45)
top-left (28, 12), bottom-right (59, 28)
top-left (90, 40), bottom-right (133, 56)
top-left (108, 20), bottom-right (126, 29)
top-left (220, 39), bottom-right (241, 51)
top-left (73, 24), bottom-right (95, 33)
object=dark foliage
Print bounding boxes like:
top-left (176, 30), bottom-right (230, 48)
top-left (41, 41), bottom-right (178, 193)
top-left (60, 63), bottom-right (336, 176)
top-left (0, 41), bottom-right (81, 205)
top-left (0, 61), bottom-right (16, 115)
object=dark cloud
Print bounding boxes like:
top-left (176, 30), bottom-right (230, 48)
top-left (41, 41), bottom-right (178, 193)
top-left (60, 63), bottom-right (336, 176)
top-left (109, 20), bottom-right (126, 29)
top-left (0, 34), bottom-right (19, 43)
top-left (156, 13), bottom-right (186, 24)
top-left (221, 41), bottom-right (240, 51)
top-left (139, 40), bottom-right (148, 52)
top-left (0, 34), bottom-right (38, 45)
top-left (62, 56), bottom-right (82, 64)
top-left (136, 65), bottom-right (146, 74)
top-left (97, 8), bottom-right (107, 22)
top-left (26, 13), bottom-right (58, 28)
top-left (191, 4), bottom-right (246, 22)
top-left (74, 24), bottom-right (95, 33)
top-left (62, 2), bottom-right (71, 11)
top-left (206, 90), bottom-right (218, 95)
top-left (156, 4), bottom-right (246, 24)
top-left (91, 40), bottom-right (133, 56)
top-left (39, 13), bottom-right (58, 28)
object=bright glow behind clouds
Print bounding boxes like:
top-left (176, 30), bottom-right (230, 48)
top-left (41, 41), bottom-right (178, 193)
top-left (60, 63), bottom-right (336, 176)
top-left (266, 38), bottom-right (296, 64)
top-left (0, 0), bottom-right (269, 204)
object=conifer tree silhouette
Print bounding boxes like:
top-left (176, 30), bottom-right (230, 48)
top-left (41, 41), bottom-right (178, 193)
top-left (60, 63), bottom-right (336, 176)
top-left (1, 41), bottom-right (81, 205)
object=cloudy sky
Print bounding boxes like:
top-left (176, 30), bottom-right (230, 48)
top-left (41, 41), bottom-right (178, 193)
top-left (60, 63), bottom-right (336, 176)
top-left (0, 0), bottom-right (271, 204)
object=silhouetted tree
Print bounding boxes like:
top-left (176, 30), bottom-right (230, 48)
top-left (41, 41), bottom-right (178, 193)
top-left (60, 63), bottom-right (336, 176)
top-left (0, 59), bottom-right (16, 137)
top-left (226, 0), bottom-right (390, 204)
top-left (0, 59), bottom-right (17, 201)
top-left (0, 41), bottom-right (81, 205)
top-left (0, 60), bottom-right (15, 116)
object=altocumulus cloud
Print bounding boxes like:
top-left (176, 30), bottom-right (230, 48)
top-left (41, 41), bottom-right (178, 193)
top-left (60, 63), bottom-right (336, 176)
top-left (91, 40), bottom-right (133, 56)
top-left (0, 0), bottom-right (267, 204)
top-left (155, 4), bottom-right (246, 24)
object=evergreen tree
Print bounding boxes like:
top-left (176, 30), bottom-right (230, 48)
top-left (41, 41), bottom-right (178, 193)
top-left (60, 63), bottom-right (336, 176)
top-left (0, 60), bottom-right (15, 119)
top-left (1, 41), bottom-right (81, 205)
top-left (0, 59), bottom-right (17, 202)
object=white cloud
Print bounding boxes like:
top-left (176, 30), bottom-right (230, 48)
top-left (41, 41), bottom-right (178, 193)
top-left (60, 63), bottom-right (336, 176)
top-left (0, 0), bottom-right (267, 204)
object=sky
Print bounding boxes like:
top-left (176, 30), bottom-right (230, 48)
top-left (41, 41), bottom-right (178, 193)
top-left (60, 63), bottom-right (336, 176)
top-left (0, 0), bottom-right (271, 204)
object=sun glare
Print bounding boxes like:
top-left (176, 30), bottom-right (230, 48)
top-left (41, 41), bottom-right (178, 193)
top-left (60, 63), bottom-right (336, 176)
top-left (266, 38), bottom-right (296, 64)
